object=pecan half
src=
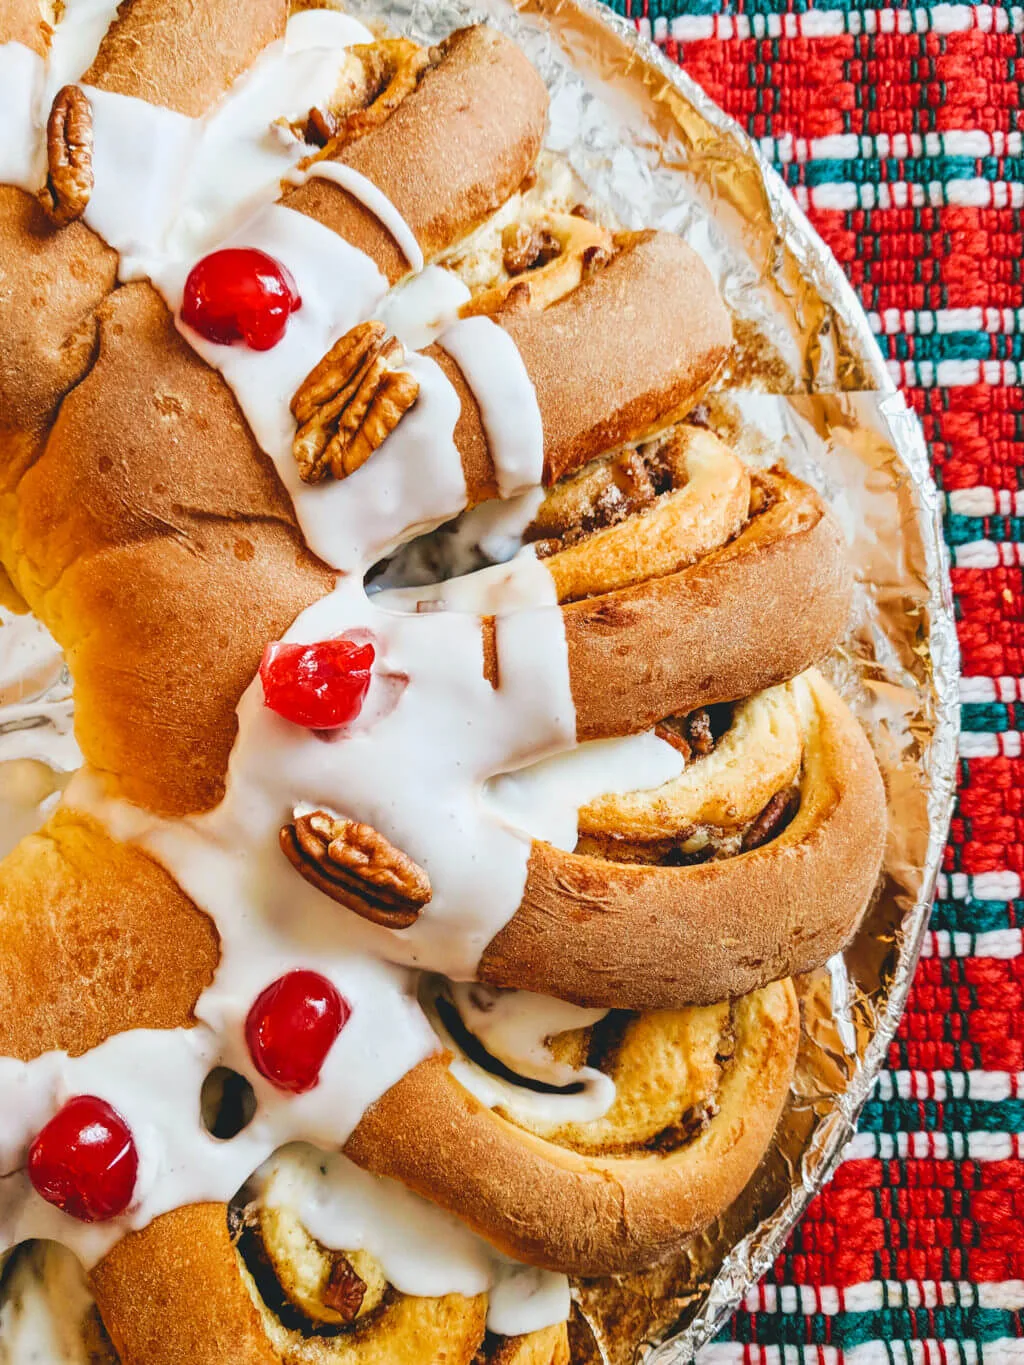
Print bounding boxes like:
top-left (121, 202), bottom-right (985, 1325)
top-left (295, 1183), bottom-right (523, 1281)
top-left (291, 321), bottom-right (419, 484)
top-left (40, 86), bottom-right (93, 225)
top-left (321, 1255), bottom-right (367, 1323)
top-left (740, 789), bottom-right (799, 852)
top-left (281, 809), bottom-right (431, 929)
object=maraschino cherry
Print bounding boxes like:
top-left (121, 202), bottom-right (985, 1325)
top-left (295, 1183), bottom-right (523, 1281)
top-left (245, 971), bottom-right (350, 1094)
top-left (260, 637), bottom-right (375, 729)
top-left (181, 247), bottom-right (301, 350)
top-left (28, 1096), bottom-right (138, 1223)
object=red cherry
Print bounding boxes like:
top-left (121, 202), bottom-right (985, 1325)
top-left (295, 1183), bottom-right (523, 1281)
top-left (181, 248), bottom-right (301, 350)
top-left (260, 637), bottom-right (375, 730)
top-left (245, 971), bottom-right (350, 1094)
top-left (28, 1096), bottom-right (138, 1223)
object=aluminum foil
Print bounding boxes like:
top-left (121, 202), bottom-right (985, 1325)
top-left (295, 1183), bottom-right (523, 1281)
top-left (0, 1), bottom-right (960, 1361)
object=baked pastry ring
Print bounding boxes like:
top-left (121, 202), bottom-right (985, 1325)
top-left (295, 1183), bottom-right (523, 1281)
top-left (0, 0), bottom-right (882, 1355)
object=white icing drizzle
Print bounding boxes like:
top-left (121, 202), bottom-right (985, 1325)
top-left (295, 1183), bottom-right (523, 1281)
top-left (169, 203), bottom-right (389, 457)
top-left (83, 89), bottom-right (199, 280)
top-left (378, 265), bottom-right (471, 351)
top-left (256, 1144), bottom-right (570, 1335)
top-left (78, 11), bottom-right (379, 279)
top-left (0, 45), bottom-right (44, 191)
top-left (443, 983), bottom-right (616, 1126)
top-left (284, 9), bottom-right (374, 53)
top-left (287, 160), bottom-right (426, 273)
top-left (439, 316), bottom-right (546, 497)
top-left (66, 562), bottom-right (575, 983)
top-left (0, 942), bottom-right (434, 1268)
top-left (0, 1242), bottom-right (101, 1365)
top-left (43, 0), bottom-right (126, 106)
top-left (487, 728), bottom-right (684, 849)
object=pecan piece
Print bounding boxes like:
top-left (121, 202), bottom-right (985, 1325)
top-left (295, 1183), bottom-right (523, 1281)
top-left (321, 1255), bottom-right (367, 1323)
top-left (291, 321), bottom-right (419, 484)
top-left (281, 809), bottom-right (431, 929)
top-left (40, 86), bottom-right (93, 225)
top-left (502, 222), bottom-right (561, 276)
top-left (686, 708), bottom-right (715, 757)
top-left (740, 789), bottom-right (800, 852)
top-left (302, 40), bottom-right (432, 152)
top-left (655, 719), bottom-right (692, 762)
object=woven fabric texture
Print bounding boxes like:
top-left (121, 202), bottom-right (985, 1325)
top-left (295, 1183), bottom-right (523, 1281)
top-left (601, 1), bottom-right (1024, 1360)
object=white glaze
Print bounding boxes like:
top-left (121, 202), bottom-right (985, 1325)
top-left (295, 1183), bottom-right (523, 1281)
top-left (487, 728), bottom-right (684, 849)
top-left (443, 983), bottom-right (616, 1126)
top-left (169, 202), bottom-right (389, 460)
top-left (66, 562), bottom-right (575, 982)
top-left (378, 265), bottom-right (471, 351)
top-left (288, 160), bottom-right (426, 273)
top-left (284, 9), bottom-right (374, 52)
top-left (82, 88), bottom-right (199, 280)
top-left (0, 45), bottom-right (44, 191)
top-left (257, 1144), bottom-right (570, 1334)
top-left (0, 966), bottom-right (434, 1268)
top-left (79, 11), bottom-right (381, 279)
top-left (44, 0), bottom-right (126, 105)
top-left (0, 1242), bottom-right (101, 1365)
top-left (439, 316), bottom-right (546, 497)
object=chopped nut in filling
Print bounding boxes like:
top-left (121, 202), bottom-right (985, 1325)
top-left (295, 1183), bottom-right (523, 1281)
top-left (577, 683), bottom-right (804, 865)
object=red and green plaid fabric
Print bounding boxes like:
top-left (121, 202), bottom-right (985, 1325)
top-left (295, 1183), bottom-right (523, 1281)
top-left (602, 1), bottom-right (1024, 1358)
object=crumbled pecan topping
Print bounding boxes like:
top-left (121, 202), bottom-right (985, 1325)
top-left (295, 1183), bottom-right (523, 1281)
top-left (291, 321), bottom-right (419, 484)
top-left (40, 85), bottom-right (93, 225)
top-left (281, 809), bottom-right (431, 928)
top-left (321, 1255), bottom-right (368, 1323)
top-left (740, 789), bottom-right (799, 852)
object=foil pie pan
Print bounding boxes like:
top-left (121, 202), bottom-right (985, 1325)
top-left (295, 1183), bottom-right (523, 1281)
top-left (0, 1), bottom-right (960, 1360)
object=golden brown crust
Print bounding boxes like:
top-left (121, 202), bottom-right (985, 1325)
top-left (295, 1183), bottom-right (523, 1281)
top-left (345, 982), bottom-right (799, 1276)
top-left (428, 231), bottom-right (733, 498)
top-left (81, 0), bottom-right (288, 117)
top-left (565, 468), bottom-right (853, 740)
top-left (284, 26), bottom-right (548, 282)
top-left (0, 187), bottom-right (116, 486)
top-left (508, 232), bottom-right (731, 486)
top-left (479, 671), bottom-right (886, 1009)
top-left (91, 1205), bottom-right (282, 1365)
top-left (0, 0), bottom-right (51, 56)
top-left (10, 282), bottom-right (334, 814)
top-left (0, 810), bottom-right (218, 1060)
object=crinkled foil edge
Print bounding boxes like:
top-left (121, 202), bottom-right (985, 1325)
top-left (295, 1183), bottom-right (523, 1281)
top-left (557, 4), bottom-right (961, 1360)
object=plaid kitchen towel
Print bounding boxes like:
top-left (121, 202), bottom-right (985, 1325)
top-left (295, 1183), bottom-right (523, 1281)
top-left (603, 1), bottom-right (1024, 1359)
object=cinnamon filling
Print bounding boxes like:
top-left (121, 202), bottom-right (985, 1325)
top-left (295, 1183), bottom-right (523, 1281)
top-left (577, 701), bottom-right (801, 867)
top-left (298, 37), bottom-right (437, 151)
top-left (234, 1203), bottom-right (390, 1338)
top-left (433, 994), bottom-right (587, 1097)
